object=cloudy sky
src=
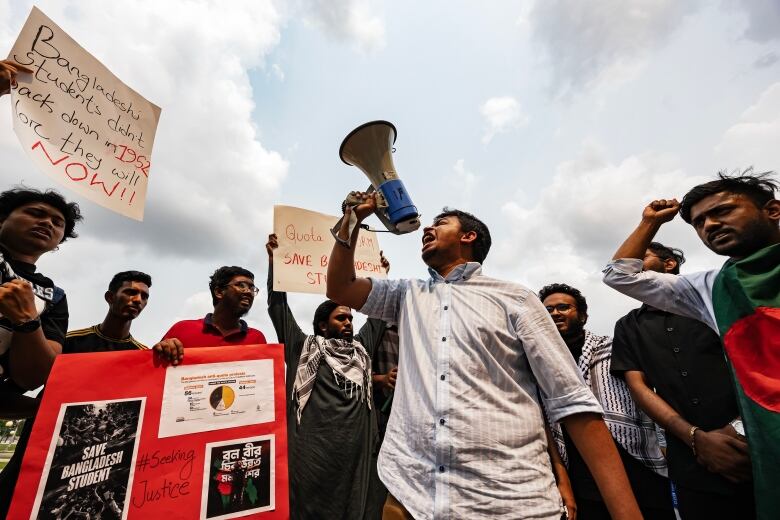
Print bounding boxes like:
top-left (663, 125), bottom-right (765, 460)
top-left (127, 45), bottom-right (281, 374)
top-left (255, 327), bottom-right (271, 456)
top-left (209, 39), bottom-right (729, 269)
top-left (1, 0), bottom-right (779, 345)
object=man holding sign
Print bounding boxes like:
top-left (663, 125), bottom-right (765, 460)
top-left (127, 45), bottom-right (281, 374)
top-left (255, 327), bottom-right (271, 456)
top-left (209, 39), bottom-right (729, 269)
top-left (267, 234), bottom-right (391, 520)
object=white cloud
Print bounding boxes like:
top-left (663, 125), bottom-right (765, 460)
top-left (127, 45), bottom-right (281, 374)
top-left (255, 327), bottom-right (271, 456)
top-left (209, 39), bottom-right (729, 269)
top-left (529, 0), bottom-right (700, 96)
top-left (301, 0), bottom-right (386, 53)
top-left (479, 96), bottom-right (528, 144)
top-left (491, 141), bottom-right (715, 335)
top-left (0, 0), bottom-right (288, 260)
top-left (452, 159), bottom-right (481, 209)
top-left (271, 63), bottom-right (285, 81)
top-left (715, 82), bottom-right (780, 170)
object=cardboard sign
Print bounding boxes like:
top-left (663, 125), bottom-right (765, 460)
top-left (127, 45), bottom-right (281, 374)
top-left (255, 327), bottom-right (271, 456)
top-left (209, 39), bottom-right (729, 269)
top-left (273, 205), bottom-right (386, 294)
top-left (8, 345), bottom-right (289, 520)
top-left (7, 7), bottom-right (161, 220)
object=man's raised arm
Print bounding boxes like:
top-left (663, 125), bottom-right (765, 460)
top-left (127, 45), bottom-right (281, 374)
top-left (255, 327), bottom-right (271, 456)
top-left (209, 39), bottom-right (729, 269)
top-left (611, 198), bottom-right (680, 260)
top-left (326, 192), bottom-right (376, 309)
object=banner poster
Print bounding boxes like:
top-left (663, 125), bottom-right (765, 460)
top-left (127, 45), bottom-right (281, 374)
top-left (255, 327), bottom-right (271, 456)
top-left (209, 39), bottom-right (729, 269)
top-left (8, 345), bottom-right (289, 520)
top-left (273, 204), bottom-right (386, 294)
top-left (7, 6), bottom-right (161, 220)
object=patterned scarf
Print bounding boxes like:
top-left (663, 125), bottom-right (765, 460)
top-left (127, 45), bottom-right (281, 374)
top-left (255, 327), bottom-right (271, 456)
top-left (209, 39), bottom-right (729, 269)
top-left (292, 335), bottom-right (372, 424)
top-left (550, 331), bottom-right (667, 476)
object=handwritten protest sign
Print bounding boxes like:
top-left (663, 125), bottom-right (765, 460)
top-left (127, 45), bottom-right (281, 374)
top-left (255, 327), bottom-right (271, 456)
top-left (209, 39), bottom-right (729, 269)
top-left (7, 7), bottom-right (161, 220)
top-left (273, 205), bottom-right (386, 294)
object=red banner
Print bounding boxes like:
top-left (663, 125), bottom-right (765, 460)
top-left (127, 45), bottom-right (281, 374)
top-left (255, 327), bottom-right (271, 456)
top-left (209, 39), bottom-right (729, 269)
top-left (8, 344), bottom-right (289, 520)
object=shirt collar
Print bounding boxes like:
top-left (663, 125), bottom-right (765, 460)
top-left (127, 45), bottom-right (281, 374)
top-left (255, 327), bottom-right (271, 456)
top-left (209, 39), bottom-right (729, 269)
top-left (427, 262), bottom-right (482, 283)
top-left (203, 313), bottom-right (248, 336)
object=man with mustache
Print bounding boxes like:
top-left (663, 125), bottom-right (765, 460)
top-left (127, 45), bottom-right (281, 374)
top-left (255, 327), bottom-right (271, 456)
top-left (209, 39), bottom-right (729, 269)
top-left (154, 266), bottom-right (267, 364)
top-left (266, 233), bottom-right (391, 520)
top-left (326, 193), bottom-right (642, 520)
top-left (539, 283), bottom-right (672, 520)
top-left (0, 188), bottom-right (82, 517)
top-left (603, 171), bottom-right (780, 519)
top-left (65, 271), bottom-right (151, 353)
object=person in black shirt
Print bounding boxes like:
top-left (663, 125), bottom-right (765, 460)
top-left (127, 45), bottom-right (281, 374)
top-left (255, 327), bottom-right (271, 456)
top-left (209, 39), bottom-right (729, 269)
top-left (0, 188), bottom-right (82, 517)
top-left (65, 271), bottom-right (152, 353)
top-left (610, 242), bottom-right (755, 519)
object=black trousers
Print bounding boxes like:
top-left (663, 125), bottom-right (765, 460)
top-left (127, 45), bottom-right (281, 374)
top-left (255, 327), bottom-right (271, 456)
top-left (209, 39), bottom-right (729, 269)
top-left (675, 483), bottom-right (755, 520)
top-left (575, 496), bottom-right (675, 520)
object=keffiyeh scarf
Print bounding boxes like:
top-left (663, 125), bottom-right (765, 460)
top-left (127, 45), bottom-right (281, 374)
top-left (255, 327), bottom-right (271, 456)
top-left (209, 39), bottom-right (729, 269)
top-left (550, 330), bottom-right (667, 476)
top-left (292, 335), bottom-right (372, 424)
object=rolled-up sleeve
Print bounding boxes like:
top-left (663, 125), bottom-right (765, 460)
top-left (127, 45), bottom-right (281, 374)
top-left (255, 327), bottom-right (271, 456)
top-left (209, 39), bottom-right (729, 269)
top-left (515, 294), bottom-right (603, 423)
top-left (359, 277), bottom-right (408, 323)
top-left (602, 258), bottom-right (718, 331)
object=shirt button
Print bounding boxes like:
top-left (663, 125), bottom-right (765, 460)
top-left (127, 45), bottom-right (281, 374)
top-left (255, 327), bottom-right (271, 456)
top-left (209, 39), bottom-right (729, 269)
top-left (443, 305), bottom-right (449, 310)
top-left (442, 337), bottom-right (446, 342)
top-left (440, 375), bottom-right (445, 381)
top-left (439, 418), bottom-right (446, 425)
top-left (438, 465), bottom-right (445, 472)
top-left (667, 327), bottom-right (674, 332)
top-left (692, 398), bottom-right (700, 405)
top-left (681, 370), bottom-right (688, 377)
top-left (673, 347), bottom-right (680, 353)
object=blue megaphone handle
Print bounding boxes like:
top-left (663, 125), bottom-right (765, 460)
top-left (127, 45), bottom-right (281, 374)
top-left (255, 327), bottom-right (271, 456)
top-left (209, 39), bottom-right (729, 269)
top-left (378, 178), bottom-right (419, 224)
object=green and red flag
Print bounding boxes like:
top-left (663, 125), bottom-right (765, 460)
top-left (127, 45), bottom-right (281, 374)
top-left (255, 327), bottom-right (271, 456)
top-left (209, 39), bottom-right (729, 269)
top-left (713, 242), bottom-right (780, 519)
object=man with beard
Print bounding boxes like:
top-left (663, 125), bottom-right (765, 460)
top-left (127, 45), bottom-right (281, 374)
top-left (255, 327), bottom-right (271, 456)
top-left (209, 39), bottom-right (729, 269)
top-left (266, 234), bottom-right (390, 520)
top-left (539, 283), bottom-right (672, 520)
top-left (326, 193), bottom-right (641, 520)
top-left (0, 188), bottom-right (82, 516)
top-left (603, 170), bottom-right (780, 518)
top-left (65, 271), bottom-right (151, 353)
top-left (609, 242), bottom-right (754, 518)
top-left (154, 266), bottom-right (267, 364)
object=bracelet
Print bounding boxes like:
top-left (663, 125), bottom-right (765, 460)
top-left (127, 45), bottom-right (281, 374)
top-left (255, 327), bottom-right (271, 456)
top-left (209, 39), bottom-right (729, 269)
top-left (689, 426), bottom-right (700, 455)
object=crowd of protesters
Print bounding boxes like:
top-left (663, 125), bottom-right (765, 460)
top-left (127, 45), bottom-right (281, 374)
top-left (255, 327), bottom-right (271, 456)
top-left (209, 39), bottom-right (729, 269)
top-left (1, 60), bottom-right (780, 520)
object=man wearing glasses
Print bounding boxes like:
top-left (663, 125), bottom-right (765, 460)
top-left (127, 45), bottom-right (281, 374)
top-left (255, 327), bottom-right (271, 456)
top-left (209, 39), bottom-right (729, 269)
top-left (539, 283), bottom-right (672, 520)
top-left (154, 266), bottom-right (267, 363)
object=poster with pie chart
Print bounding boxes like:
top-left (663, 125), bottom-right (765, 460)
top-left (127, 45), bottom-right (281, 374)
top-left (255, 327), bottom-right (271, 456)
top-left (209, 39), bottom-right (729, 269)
top-left (158, 359), bottom-right (275, 438)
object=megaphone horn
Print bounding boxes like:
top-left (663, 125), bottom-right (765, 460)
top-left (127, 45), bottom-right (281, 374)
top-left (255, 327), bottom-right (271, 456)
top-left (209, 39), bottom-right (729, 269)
top-left (339, 121), bottom-right (421, 234)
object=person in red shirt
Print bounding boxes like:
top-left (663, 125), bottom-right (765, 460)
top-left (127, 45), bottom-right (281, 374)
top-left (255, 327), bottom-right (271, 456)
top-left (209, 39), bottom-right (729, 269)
top-left (154, 266), bottom-right (267, 364)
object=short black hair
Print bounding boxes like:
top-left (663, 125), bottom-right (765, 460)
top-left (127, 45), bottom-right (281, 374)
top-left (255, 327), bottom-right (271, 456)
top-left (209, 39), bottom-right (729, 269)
top-left (680, 168), bottom-right (779, 224)
top-left (312, 300), bottom-right (340, 336)
top-left (0, 188), bottom-right (82, 242)
top-left (538, 283), bottom-right (588, 316)
top-left (209, 266), bottom-right (254, 305)
top-left (435, 208), bottom-right (492, 264)
top-left (647, 241), bottom-right (686, 274)
top-left (108, 271), bottom-right (152, 293)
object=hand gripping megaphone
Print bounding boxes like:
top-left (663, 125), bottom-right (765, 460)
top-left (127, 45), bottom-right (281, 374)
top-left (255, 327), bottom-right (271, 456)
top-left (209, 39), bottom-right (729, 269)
top-left (332, 121), bottom-right (421, 247)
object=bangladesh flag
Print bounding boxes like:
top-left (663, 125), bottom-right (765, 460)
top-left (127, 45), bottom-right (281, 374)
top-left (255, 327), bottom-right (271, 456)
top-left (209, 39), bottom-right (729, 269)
top-left (713, 242), bottom-right (780, 519)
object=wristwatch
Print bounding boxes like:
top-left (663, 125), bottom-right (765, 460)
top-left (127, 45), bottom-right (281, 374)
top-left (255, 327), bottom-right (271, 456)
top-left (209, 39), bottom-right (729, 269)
top-left (11, 317), bottom-right (41, 333)
top-left (730, 418), bottom-right (745, 437)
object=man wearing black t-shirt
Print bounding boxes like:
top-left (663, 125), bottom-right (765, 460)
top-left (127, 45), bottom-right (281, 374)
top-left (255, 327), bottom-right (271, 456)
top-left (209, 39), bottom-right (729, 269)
top-left (610, 242), bottom-right (755, 519)
top-left (66, 271), bottom-right (152, 353)
top-left (0, 188), bottom-right (82, 516)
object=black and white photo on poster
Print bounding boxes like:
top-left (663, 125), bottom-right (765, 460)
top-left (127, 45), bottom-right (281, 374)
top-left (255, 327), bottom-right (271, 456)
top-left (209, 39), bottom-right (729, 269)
top-left (201, 435), bottom-right (275, 519)
top-left (30, 398), bottom-right (145, 520)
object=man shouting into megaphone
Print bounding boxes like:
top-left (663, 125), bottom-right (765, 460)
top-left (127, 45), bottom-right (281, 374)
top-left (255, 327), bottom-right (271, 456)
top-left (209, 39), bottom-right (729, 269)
top-left (326, 192), bottom-right (643, 520)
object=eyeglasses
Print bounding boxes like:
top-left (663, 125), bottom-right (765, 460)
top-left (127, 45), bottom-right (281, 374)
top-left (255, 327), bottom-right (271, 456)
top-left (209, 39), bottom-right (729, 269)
top-left (544, 303), bottom-right (575, 313)
top-left (227, 281), bottom-right (259, 295)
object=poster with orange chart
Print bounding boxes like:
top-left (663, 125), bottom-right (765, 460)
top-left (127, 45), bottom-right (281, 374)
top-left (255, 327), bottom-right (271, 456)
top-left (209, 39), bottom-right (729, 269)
top-left (8, 344), bottom-right (289, 520)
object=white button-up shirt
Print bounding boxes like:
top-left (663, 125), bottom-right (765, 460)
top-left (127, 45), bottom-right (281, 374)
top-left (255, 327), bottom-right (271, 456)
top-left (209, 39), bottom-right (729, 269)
top-left (361, 262), bottom-right (603, 519)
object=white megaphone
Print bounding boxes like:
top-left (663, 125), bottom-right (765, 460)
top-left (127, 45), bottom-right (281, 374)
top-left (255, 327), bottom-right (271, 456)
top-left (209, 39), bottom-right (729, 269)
top-left (336, 121), bottom-right (421, 240)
